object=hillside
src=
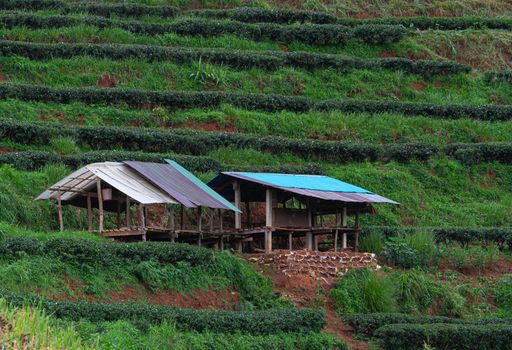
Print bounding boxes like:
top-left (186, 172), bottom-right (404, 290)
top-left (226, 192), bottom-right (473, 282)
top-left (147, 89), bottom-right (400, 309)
top-left (0, 1), bottom-right (511, 349)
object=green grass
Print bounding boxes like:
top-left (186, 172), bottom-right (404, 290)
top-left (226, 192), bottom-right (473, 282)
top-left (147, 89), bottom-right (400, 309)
top-left (3, 100), bottom-right (512, 145)
top-left (2, 56), bottom-right (509, 104)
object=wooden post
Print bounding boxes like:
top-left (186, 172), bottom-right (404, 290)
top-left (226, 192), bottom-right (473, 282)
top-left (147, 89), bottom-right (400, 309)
top-left (138, 204), bottom-right (146, 241)
top-left (313, 235), bottom-right (318, 251)
top-left (235, 240), bottom-right (242, 252)
top-left (180, 204), bottom-right (184, 230)
top-left (57, 190), bottom-right (64, 232)
top-left (168, 205), bottom-right (175, 230)
top-left (342, 206), bottom-right (347, 249)
top-left (197, 206), bottom-right (202, 232)
top-left (355, 209), bottom-right (361, 252)
top-left (219, 235), bottom-right (224, 250)
top-left (126, 197), bottom-right (130, 229)
top-left (265, 229), bottom-right (272, 254)
top-left (306, 232), bottom-right (313, 250)
top-left (116, 201), bottom-right (121, 228)
top-left (288, 232), bottom-right (293, 250)
top-left (233, 180), bottom-right (241, 229)
top-left (218, 209), bottom-right (223, 233)
top-left (334, 207), bottom-right (340, 252)
top-left (265, 188), bottom-right (273, 227)
top-left (245, 201), bottom-right (251, 228)
top-left (96, 178), bottom-right (104, 233)
top-left (87, 193), bottom-right (93, 232)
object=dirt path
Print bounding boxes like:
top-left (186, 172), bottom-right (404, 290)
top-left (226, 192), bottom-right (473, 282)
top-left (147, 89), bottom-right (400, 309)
top-left (262, 267), bottom-right (369, 349)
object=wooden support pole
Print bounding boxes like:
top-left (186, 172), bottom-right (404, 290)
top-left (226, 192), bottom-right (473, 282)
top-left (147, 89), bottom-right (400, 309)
top-left (87, 193), bottom-right (93, 232)
top-left (219, 235), bottom-right (224, 250)
top-left (342, 206), bottom-right (347, 249)
top-left (235, 240), bottom-right (242, 252)
top-left (116, 201), bottom-right (121, 228)
top-left (245, 201), bottom-right (251, 228)
top-left (180, 204), bottom-right (184, 230)
top-left (288, 232), bottom-right (293, 250)
top-left (306, 232), bottom-right (313, 250)
top-left (168, 205), bottom-right (175, 230)
top-left (313, 235), bottom-right (318, 251)
top-left (96, 178), bottom-right (104, 233)
top-left (126, 197), bottom-right (130, 229)
top-left (218, 209), bottom-right (223, 233)
top-left (264, 229), bottom-right (272, 254)
top-left (265, 188), bottom-right (273, 228)
top-left (57, 190), bottom-right (64, 232)
top-left (138, 204), bottom-right (146, 241)
top-left (233, 180), bottom-right (241, 229)
top-left (334, 207), bottom-right (340, 252)
top-left (355, 209), bottom-right (361, 252)
top-left (197, 234), bottom-right (202, 247)
top-left (197, 206), bottom-right (202, 232)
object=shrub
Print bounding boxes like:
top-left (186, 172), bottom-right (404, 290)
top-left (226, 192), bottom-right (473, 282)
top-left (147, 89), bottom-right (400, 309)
top-left (494, 278), bottom-right (512, 312)
top-left (331, 269), bottom-right (395, 315)
top-left (445, 143), bottom-right (512, 164)
top-left (0, 288), bottom-right (326, 335)
top-left (375, 323), bottom-right (512, 350)
top-left (382, 237), bottom-right (424, 268)
top-left (403, 230), bottom-right (438, 264)
top-left (485, 71), bottom-right (512, 84)
top-left (344, 312), bottom-right (512, 336)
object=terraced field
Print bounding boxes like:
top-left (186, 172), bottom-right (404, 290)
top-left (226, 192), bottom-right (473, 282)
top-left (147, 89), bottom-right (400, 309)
top-left (0, 1), bottom-right (511, 349)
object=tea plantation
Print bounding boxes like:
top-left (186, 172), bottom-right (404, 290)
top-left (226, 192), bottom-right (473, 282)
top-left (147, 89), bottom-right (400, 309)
top-left (0, 1), bottom-right (511, 349)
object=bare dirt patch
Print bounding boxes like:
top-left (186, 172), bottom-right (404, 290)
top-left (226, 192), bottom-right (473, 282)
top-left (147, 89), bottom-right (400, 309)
top-left (97, 73), bottom-right (118, 88)
top-left (410, 81), bottom-right (427, 91)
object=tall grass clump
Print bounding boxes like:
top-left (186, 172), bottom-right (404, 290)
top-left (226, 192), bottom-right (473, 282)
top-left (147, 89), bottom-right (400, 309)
top-left (0, 299), bottom-right (91, 349)
top-left (331, 268), bottom-right (395, 315)
top-left (391, 268), bottom-right (436, 314)
top-left (440, 244), bottom-right (500, 272)
top-left (359, 230), bottom-right (385, 254)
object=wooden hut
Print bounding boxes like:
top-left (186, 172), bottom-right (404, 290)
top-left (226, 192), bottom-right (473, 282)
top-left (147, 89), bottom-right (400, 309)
top-left (208, 172), bottom-right (398, 253)
top-left (36, 161), bottom-right (239, 243)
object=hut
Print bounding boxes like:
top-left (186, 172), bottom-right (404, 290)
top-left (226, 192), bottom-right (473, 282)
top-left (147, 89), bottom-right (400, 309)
top-left (208, 172), bottom-right (398, 253)
top-left (36, 161), bottom-right (239, 243)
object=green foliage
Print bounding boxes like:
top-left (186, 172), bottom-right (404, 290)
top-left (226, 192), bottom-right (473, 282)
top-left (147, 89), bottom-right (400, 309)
top-left (391, 269), bottom-right (436, 313)
top-left (344, 312), bottom-right (512, 336)
top-left (439, 244), bottom-right (500, 272)
top-left (315, 99), bottom-right (512, 122)
top-left (80, 320), bottom-right (347, 350)
top-left (403, 230), bottom-right (438, 264)
top-left (359, 230), bottom-right (384, 254)
top-left (382, 238), bottom-right (424, 268)
top-left (0, 1), bottom-right (180, 19)
top-left (331, 269), bottom-right (395, 315)
top-left (494, 278), bottom-right (512, 313)
top-left (189, 58), bottom-right (228, 87)
top-left (49, 137), bottom-right (79, 156)
top-left (0, 39), bottom-right (470, 75)
top-left (485, 71), bottom-right (512, 84)
top-left (0, 13), bottom-right (408, 46)
top-left (0, 288), bottom-right (326, 334)
top-left (375, 323), bottom-right (512, 350)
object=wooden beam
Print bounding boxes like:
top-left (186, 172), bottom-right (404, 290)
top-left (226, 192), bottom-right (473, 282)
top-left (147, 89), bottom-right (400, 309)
top-left (138, 204), bottom-right (146, 241)
top-left (233, 180), bottom-right (241, 229)
top-left (87, 193), bottom-right (92, 232)
top-left (288, 232), bottom-right (293, 250)
top-left (218, 209), bottom-right (223, 233)
top-left (96, 178), bottom-right (104, 233)
top-left (57, 190), bottom-right (64, 232)
top-left (265, 187), bottom-right (273, 227)
top-left (355, 209), bottom-right (361, 252)
top-left (197, 206), bottom-right (202, 232)
top-left (334, 207), bottom-right (340, 252)
top-left (245, 201), bottom-right (251, 228)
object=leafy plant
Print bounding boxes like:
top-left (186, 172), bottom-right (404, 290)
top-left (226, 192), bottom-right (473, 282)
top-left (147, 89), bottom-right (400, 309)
top-left (190, 57), bottom-right (228, 87)
top-left (382, 237), bottom-right (424, 268)
top-left (359, 230), bottom-right (384, 254)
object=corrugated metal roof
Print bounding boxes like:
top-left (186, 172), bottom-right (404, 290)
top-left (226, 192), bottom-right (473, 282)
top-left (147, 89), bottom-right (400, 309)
top-left (124, 160), bottom-right (240, 212)
top-left (36, 162), bottom-right (179, 205)
top-left (209, 172), bottom-right (398, 205)
top-left (223, 172), bottom-right (372, 193)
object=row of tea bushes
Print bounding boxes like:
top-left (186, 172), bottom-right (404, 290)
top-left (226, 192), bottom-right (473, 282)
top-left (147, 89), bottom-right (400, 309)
top-left (0, 40), bottom-right (470, 75)
top-left (0, 287), bottom-right (326, 334)
top-left (0, 13), bottom-right (407, 46)
top-left (1, 84), bottom-right (511, 120)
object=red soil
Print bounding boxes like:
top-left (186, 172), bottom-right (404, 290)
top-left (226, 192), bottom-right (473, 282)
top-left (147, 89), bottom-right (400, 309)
top-left (97, 73), bottom-right (118, 88)
top-left (410, 81), bottom-right (427, 91)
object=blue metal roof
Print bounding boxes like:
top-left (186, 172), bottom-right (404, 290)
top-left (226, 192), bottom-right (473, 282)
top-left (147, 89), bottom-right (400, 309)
top-left (222, 172), bottom-right (373, 194)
